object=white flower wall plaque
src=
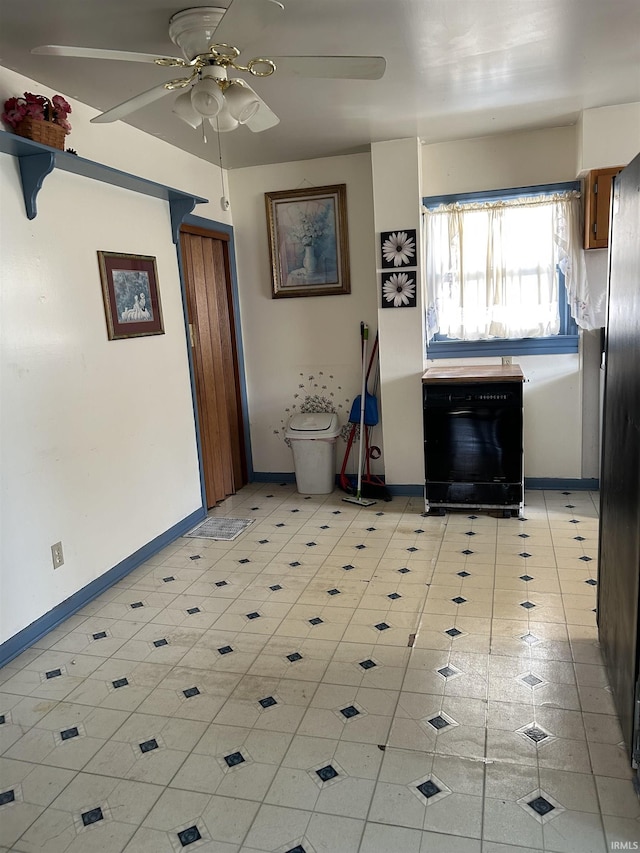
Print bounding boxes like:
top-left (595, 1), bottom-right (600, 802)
top-left (380, 229), bottom-right (416, 268)
top-left (381, 271), bottom-right (417, 308)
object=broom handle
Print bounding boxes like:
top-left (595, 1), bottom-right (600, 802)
top-left (356, 324), bottom-right (369, 497)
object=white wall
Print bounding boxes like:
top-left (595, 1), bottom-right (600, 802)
top-left (371, 138), bottom-right (425, 485)
top-left (578, 102), bottom-right (640, 173)
top-left (0, 67), bottom-right (224, 644)
top-left (228, 153), bottom-right (379, 476)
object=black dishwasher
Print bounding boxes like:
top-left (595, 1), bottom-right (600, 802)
top-left (423, 381), bottom-right (523, 514)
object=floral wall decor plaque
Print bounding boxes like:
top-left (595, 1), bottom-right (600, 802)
top-left (265, 184), bottom-right (350, 298)
top-left (381, 270), bottom-right (417, 308)
top-left (380, 229), bottom-right (416, 269)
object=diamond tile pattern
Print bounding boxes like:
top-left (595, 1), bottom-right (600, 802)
top-left (521, 674), bottom-right (544, 687)
top-left (224, 751), bottom-right (245, 768)
top-left (81, 807), bottom-right (104, 826)
top-left (528, 796), bottom-right (555, 816)
top-left (178, 825), bottom-right (202, 846)
top-left (60, 726), bottom-right (79, 740)
top-left (522, 726), bottom-right (549, 743)
top-left (340, 705), bottom-right (360, 719)
top-left (316, 765), bottom-right (338, 782)
top-left (416, 779), bottom-right (441, 799)
top-left (0, 484), bottom-right (603, 853)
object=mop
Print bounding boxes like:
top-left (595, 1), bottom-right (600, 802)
top-left (343, 322), bottom-right (376, 507)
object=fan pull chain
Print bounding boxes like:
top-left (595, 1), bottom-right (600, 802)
top-left (217, 127), bottom-right (230, 211)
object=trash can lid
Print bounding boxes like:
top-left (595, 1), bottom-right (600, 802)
top-left (286, 412), bottom-right (340, 438)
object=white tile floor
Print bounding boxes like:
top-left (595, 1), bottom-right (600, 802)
top-left (1, 485), bottom-right (639, 852)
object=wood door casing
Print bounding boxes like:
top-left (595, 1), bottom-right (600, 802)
top-left (597, 153), bottom-right (640, 760)
top-left (180, 226), bottom-right (246, 508)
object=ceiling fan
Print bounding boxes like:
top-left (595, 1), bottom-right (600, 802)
top-left (32, 0), bottom-right (386, 134)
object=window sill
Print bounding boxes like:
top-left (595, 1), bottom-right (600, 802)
top-left (426, 335), bottom-right (579, 358)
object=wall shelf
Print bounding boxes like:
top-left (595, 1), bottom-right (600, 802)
top-left (0, 130), bottom-right (208, 243)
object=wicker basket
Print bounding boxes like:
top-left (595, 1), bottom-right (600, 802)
top-left (14, 117), bottom-right (66, 150)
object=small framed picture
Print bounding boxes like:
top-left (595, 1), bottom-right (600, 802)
top-left (97, 251), bottom-right (164, 340)
top-left (380, 229), bottom-right (416, 269)
top-left (265, 184), bottom-right (351, 298)
top-left (381, 270), bottom-right (417, 308)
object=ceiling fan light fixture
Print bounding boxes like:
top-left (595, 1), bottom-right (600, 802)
top-left (191, 76), bottom-right (224, 117)
top-left (224, 81), bottom-right (260, 124)
top-left (210, 104), bottom-right (239, 133)
top-left (173, 89), bottom-right (202, 128)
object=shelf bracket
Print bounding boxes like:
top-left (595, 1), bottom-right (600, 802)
top-left (169, 195), bottom-right (201, 245)
top-left (18, 152), bottom-right (55, 219)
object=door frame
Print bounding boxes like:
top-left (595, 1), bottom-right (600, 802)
top-left (176, 214), bottom-right (253, 510)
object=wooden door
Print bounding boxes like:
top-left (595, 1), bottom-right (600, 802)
top-left (597, 152), bottom-right (640, 764)
top-left (180, 226), bottom-right (247, 508)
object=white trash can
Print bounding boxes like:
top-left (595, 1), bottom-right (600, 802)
top-left (286, 412), bottom-right (341, 494)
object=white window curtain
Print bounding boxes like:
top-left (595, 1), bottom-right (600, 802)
top-left (424, 190), bottom-right (597, 342)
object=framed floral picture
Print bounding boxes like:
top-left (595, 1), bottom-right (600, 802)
top-left (380, 229), bottom-right (416, 269)
top-left (97, 251), bottom-right (164, 340)
top-left (265, 184), bottom-right (350, 298)
top-left (381, 270), bottom-right (417, 308)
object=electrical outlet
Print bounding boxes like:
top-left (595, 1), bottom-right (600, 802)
top-left (502, 356), bottom-right (513, 365)
top-left (51, 541), bottom-right (64, 569)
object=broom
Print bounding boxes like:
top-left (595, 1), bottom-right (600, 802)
top-left (343, 323), bottom-right (376, 507)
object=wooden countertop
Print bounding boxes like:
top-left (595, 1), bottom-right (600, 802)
top-left (422, 364), bottom-right (525, 383)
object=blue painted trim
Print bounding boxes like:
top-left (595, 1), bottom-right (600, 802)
top-left (525, 478), bottom-right (599, 490)
top-left (0, 130), bottom-right (207, 233)
top-left (423, 181), bottom-right (581, 209)
top-left (0, 507), bottom-right (205, 669)
top-left (427, 335), bottom-right (579, 358)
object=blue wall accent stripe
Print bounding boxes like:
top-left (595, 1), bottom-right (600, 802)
top-left (0, 507), bottom-right (205, 670)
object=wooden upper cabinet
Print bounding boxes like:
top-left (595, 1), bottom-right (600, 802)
top-left (583, 166), bottom-right (624, 249)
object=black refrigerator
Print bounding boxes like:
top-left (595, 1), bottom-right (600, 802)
top-left (597, 150), bottom-right (640, 783)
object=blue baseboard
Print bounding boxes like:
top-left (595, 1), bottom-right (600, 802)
top-left (525, 478), bottom-right (599, 490)
top-left (251, 474), bottom-right (599, 497)
top-left (0, 506), bottom-right (206, 669)
top-left (251, 472), bottom-right (296, 483)
top-left (386, 484), bottom-right (424, 497)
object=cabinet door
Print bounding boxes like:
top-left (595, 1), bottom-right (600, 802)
top-left (584, 167), bottom-right (623, 249)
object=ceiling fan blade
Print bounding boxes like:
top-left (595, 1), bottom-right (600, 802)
top-left (214, 0), bottom-right (284, 48)
top-left (269, 55), bottom-right (386, 79)
top-left (90, 82), bottom-right (177, 124)
top-left (32, 45), bottom-right (186, 65)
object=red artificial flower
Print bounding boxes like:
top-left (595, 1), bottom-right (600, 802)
top-left (1, 91), bottom-right (72, 133)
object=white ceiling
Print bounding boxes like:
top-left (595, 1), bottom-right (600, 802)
top-left (0, 0), bottom-right (638, 170)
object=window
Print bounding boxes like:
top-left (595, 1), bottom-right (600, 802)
top-left (423, 183), bottom-right (581, 357)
